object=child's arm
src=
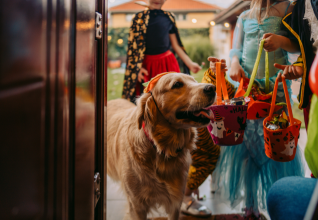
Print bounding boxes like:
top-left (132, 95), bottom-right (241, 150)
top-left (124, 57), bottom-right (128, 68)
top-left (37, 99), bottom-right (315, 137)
top-left (262, 33), bottom-right (300, 53)
top-left (229, 12), bottom-right (245, 82)
top-left (169, 33), bottom-right (201, 74)
top-left (230, 56), bottom-right (246, 82)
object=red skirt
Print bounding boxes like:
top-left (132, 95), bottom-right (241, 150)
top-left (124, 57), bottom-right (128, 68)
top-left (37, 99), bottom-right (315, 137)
top-left (136, 50), bottom-right (180, 96)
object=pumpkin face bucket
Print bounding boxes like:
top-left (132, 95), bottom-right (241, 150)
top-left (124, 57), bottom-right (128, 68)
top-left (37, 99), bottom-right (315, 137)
top-left (263, 77), bottom-right (301, 162)
top-left (247, 99), bottom-right (283, 119)
top-left (263, 117), bottom-right (301, 162)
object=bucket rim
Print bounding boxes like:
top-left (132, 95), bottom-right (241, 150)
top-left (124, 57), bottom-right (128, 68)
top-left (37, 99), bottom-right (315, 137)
top-left (263, 115), bottom-right (302, 132)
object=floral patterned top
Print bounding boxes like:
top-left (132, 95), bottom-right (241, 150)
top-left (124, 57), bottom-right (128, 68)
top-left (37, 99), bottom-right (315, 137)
top-left (122, 9), bottom-right (189, 102)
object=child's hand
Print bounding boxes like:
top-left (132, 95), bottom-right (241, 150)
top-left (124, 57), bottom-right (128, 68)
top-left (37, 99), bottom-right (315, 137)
top-left (138, 67), bottom-right (149, 82)
top-left (208, 57), bottom-right (227, 75)
top-left (274, 63), bottom-right (304, 81)
top-left (263, 33), bottom-right (282, 52)
top-left (229, 58), bottom-right (245, 82)
top-left (189, 62), bottom-right (202, 74)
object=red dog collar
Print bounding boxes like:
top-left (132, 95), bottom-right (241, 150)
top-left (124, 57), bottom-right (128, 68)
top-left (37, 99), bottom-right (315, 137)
top-left (142, 122), bottom-right (157, 150)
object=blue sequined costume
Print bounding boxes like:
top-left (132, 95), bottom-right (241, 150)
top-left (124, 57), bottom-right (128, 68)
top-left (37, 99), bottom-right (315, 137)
top-left (212, 5), bottom-right (304, 212)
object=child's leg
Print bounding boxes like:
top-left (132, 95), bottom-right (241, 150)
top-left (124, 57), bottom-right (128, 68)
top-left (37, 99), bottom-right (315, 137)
top-left (244, 169), bottom-right (259, 218)
top-left (182, 127), bottom-right (219, 217)
top-left (303, 95), bottom-right (312, 130)
top-left (187, 127), bottom-right (220, 191)
top-left (181, 67), bottom-right (236, 216)
top-left (186, 67), bottom-right (236, 191)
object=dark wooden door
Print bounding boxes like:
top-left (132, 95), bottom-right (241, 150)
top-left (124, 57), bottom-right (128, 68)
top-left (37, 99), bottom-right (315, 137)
top-left (0, 0), bottom-right (106, 219)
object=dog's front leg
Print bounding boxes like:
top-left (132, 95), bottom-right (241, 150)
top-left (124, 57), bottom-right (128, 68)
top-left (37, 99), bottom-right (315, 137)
top-left (128, 201), bottom-right (148, 220)
top-left (168, 207), bottom-right (180, 220)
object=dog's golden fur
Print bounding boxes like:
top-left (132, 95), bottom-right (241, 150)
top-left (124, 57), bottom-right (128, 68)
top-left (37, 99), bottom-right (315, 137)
top-left (106, 73), bottom-right (215, 220)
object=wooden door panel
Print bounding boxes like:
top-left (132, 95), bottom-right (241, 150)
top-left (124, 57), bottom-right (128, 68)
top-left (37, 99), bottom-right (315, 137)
top-left (0, 0), bottom-right (46, 219)
top-left (55, 1), bottom-right (71, 219)
top-left (74, 0), bottom-right (96, 219)
top-left (0, 0), bottom-right (46, 88)
top-left (0, 83), bottom-right (46, 219)
top-left (0, 0), bottom-right (106, 219)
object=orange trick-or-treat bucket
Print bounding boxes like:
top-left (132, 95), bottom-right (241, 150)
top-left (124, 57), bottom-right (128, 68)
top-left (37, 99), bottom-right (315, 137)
top-left (263, 77), bottom-right (301, 162)
top-left (235, 40), bottom-right (283, 120)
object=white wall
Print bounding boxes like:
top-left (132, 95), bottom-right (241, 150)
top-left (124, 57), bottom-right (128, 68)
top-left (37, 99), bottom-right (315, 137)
top-left (210, 24), bottom-right (232, 65)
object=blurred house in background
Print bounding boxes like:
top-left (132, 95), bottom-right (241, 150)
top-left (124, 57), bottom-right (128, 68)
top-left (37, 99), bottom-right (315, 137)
top-left (209, 0), bottom-right (250, 64)
top-left (107, 0), bottom-right (222, 69)
top-left (109, 0), bottom-right (221, 28)
top-left (108, 0), bottom-right (250, 66)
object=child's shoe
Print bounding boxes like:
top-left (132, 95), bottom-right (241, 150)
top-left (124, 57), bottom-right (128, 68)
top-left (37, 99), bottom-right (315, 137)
top-left (243, 208), bottom-right (267, 220)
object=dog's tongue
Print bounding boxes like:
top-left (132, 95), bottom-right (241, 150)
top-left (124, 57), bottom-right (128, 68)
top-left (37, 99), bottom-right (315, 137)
top-left (194, 110), bottom-right (214, 120)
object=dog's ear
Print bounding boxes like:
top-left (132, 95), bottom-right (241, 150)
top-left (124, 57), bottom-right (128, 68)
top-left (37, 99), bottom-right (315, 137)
top-left (136, 92), bottom-right (152, 129)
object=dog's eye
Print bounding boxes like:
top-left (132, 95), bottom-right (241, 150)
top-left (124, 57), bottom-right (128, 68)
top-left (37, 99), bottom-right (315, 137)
top-left (172, 81), bottom-right (183, 89)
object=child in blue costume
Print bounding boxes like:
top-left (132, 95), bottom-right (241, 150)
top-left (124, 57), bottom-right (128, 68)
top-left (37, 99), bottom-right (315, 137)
top-left (212, 0), bottom-right (304, 219)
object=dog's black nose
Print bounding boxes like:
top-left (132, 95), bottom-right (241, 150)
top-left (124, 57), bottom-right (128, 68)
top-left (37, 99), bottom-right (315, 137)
top-left (203, 85), bottom-right (215, 96)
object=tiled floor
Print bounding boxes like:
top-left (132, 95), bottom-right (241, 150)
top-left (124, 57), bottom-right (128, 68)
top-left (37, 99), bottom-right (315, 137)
top-left (107, 175), bottom-right (245, 220)
top-left (107, 129), bottom-right (310, 220)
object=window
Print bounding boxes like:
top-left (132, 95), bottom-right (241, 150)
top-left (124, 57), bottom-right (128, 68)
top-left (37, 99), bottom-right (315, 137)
top-left (125, 14), bottom-right (135, 22)
top-left (175, 13), bottom-right (187, 21)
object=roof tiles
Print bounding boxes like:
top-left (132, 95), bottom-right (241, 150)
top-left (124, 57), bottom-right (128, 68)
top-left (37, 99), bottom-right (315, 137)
top-left (109, 0), bottom-right (221, 12)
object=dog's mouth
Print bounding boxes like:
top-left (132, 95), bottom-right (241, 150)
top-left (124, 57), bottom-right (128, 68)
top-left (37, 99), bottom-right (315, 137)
top-left (176, 109), bottom-right (213, 124)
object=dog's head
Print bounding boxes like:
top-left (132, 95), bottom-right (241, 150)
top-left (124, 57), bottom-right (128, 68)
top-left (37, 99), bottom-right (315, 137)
top-left (137, 73), bottom-right (215, 129)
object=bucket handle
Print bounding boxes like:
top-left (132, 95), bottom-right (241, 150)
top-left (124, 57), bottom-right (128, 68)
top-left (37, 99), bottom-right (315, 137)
top-left (269, 77), bottom-right (295, 125)
top-left (216, 62), bottom-right (229, 105)
top-left (244, 39), bottom-right (270, 97)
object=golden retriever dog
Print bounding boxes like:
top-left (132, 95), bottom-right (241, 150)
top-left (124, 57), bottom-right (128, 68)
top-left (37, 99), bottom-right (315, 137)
top-left (106, 73), bottom-right (215, 220)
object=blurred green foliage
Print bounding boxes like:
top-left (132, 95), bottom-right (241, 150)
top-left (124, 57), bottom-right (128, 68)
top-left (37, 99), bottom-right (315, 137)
top-left (107, 68), bottom-right (208, 101)
top-left (107, 28), bottom-right (129, 60)
top-left (107, 28), bottom-right (214, 68)
top-left (182, 34), bottom-right (214, 69)
top-left (178, 28), bottom-right (210, 38)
